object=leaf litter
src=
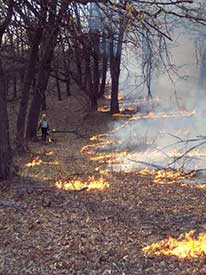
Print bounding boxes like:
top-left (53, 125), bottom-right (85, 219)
top-left (2, 97), bottom-right (206, 274)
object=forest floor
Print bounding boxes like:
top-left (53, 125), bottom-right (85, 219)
top-left (1, 95), bottom-right (206, 275)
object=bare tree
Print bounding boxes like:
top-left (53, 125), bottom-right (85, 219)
top-left (15, 0), bottom-right (47, 149)
top-left (26, 0), bottom-right (67, 139)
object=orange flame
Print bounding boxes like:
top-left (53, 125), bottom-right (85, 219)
top-left (153, 170), bottom-right (195, 184)
top-left (135, 169), bottom-right (195, 184)
top-left (25, 157), bottom-right (43, 167)
top-left (143, 230), bottom-right (206, 258)
top-left (45, 151), bottom-right (53, 156)
top-left (98, 106), bottom-right (110, 113)
top-left (104, 94), bottom-right (123, 101)
top-left (112, 113), bottom-right (132, 118)
top-left (129, 110), bottom-right (195, 121)
top-left (25, 157), bottom-right (59, 167)
top-left (55, 175), bottom-right (110, 191)
top-left (90, 151), bottom-right (128, 163)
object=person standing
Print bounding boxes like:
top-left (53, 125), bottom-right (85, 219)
top-left (38, 114), bottom-right (49, 141)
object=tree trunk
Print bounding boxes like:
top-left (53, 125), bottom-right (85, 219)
top-left (99, 56), bottom-right (108, 98)
top-left (13, 74), bottom-right (17, 98)
top-left (74, 40), bottom-right (82, 85)
top-left (26, 64), bottom-right (51, 139)
top-left (98, 34), bottom-right (108, 98)
top-left (5, 76), bottom-right (9, 96)
top-left (0, 58), bottom-right (12, 179)
top-left (55, 69), bottom-right (62, 100)
top-left (16, 27), bottom-right (43, 149)
top-left (73, 6), bottom-right (82, 85)
top-left (109, 24), bottom-right (124, 114)
top-left (110, 35), bottom-right (120, 114)
top-left (26, 0), bottom-right (63, 139)
top-left (85, 45), bottom-right (97, 111)
top-left (66, 74), bottom-right (71, 96)
top-left (0, 0), bottom-right (13, 179)
top-left (92, 31), bottom-right (100, 99)
top-left (99, 35), bottom-right (108, 98)
top-left (110, 56), bottom-right (120, 114)
top-left (26, 27), bottom-right (59, 139)
top-left (60, 33), bottom-right (71, 96)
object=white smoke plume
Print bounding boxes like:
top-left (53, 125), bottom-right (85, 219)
top-left (105, 29), bottom-right (206, 173)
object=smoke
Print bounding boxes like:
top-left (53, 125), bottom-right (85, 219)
top-left (120, 31), bottom-right (200, 108)
top-left (105, 29), bottom-right (206, 173)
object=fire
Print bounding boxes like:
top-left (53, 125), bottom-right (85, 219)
top-left (81, 134), bottom-right (117, 157)
top-left (98, 106), bottom-right (110, 113)
top-left (89, 134), bottom-right (109, 142)
top-left (153, 170), bottom-right (195, 184)
top-left (129, 110), bottom-right (195, 121)
top-left (90, 151), bottom-right (128, 163)
top-left (25, 157), bottom-right (59, 167)
top-left (126, 107), bottom-right (136, 112)
top-left (112, 113), bottom-right (132, 118)
top-left (55, 179), bottom-right (86, 191)
top-left (104, 94), bottom-right (123, 102)
top-left (112, 107), bottom-right (137, 118)
top-left (82, 106), bottom-right (199, 180)
top-left (143, 230), bottom-right (206, 258)
top-left (25, 157), bottom-right (43, 167)
top-left (87, 176), bottom-right (110, 190)
top-left (45, 151), bottom-right (53, 156)
top-left (46, 160), bottom-right (59, 165)
top-left (98, 106), bottom-right (137, 115)
top-left (81, 119), bottom-right (131, 159)
top-left (55, 175), bottom-right (110, 191)
top-left (135, 169), bottom-right (195, 184)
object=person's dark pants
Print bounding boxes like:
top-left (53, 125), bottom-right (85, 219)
top-left (41, 128), bottom-right (48, 141)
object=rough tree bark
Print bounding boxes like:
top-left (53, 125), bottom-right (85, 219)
top-left (26, 0), bottom-right (61, 139)
top-left (99, 34), bottom-right (108, 98)
top-left (26, 31), bottom-right (58, 139)
top-left (54, 62), bottom-right (62, 101)
top-left (92, 31), bottom-right (100, 100)
top-left (0, 0), bottom-right (13, 180)
top-left (110, 23), bottom-right (125, 114)
top-left (84, 42), bottom-right (97, 111)
top-left (16, 27), bottom-right (43, 149)
top-left (0, 58), bottom-right (12, 179)
top-left (60, 33), bottom-right (71, 96)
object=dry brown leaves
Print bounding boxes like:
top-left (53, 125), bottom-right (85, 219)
top-left (2, 96), bottom-right (206, 274)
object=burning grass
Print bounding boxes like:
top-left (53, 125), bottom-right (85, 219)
top-left (25, 157), bottom-right (59, 167)
top-left (5, 99), bottom-right (206, 274)
top-left (104, 94), bottom-right (124, 102)
top-left (7, 91), bottom-right (206, 274)
top-left (97, 106), bottom-right (110, 113)
top-left (55, 175), bottom-right (110, 191)
top-left (130, 110), bottom-right (196, 121)
top-left (81, 107), bottom-right (198, 175)
top-left (135, 169), bottom-right (196, 184)
top-left (25, 157), bottom-right (43, 167)
top-left (143, 230), bottom-right (206, 259)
